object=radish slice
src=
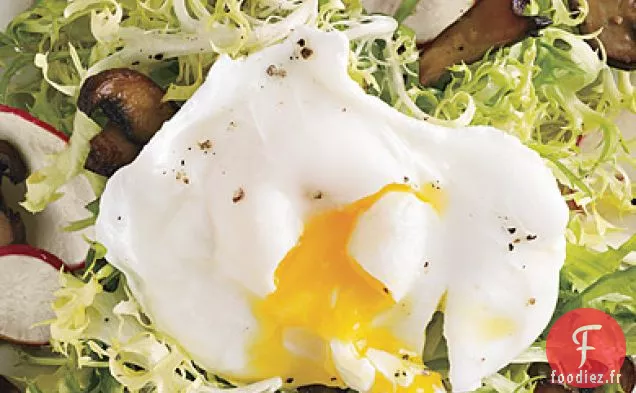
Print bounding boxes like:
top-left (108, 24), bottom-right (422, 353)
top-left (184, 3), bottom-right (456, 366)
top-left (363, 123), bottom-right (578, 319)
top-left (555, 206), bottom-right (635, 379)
top-left (0, 105), bottom-right (96, 267)
top-left (0, 245), bottom-right (72, 345)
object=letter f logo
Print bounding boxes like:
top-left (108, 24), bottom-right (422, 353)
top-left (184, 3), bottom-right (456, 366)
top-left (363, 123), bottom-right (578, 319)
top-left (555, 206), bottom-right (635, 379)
top-left (572, 324), bottom-right (602, 368)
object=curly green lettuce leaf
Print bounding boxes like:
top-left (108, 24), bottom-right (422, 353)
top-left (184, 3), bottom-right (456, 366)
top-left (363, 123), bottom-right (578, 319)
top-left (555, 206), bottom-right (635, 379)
top-left (20, 111), bottom-right (101, 212)
top-left (41, 242), bottom-right (284, 393)
top-left (8, 1), bottom-right (635, 392)
top-left (10, 0), bottom-right (419, 213)
top-left (562, 234), bottom-right (636, 291)
top-left (408, 0), bottom-right (636, 247)
top-left (550, 234), bottom-right (636, 355)
top-left (0, 0), bottom-right (94, 132)
top-left (561, 267), bottom-right (636, 354)
top-left (26, 367), bottom-right (123, 393)
top-left (63, 198), bottom-right (101, 232)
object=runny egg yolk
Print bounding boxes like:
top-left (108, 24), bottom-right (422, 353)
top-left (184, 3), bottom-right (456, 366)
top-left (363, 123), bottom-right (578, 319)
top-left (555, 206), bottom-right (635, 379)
top-left (251, 183), bottom-right (445, 392)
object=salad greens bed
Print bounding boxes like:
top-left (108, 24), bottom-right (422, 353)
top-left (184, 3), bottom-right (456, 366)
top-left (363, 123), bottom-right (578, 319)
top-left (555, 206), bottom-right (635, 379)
top-left (0, 0), bottom-right (634, 392)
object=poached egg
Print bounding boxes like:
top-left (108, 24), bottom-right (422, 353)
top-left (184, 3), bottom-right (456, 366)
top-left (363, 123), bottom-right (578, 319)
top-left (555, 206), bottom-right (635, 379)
top-left (96, 27), bottom-right (568, 392)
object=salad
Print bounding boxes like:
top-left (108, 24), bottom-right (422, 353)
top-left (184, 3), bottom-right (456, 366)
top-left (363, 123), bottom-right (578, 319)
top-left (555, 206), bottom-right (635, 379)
top-left (0, 0), bottom-right (634, 392)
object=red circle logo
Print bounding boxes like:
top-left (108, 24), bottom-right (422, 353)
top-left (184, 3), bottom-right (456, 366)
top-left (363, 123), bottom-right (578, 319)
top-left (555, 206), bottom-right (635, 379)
top-left (546, 308), bottom-right (626, 388)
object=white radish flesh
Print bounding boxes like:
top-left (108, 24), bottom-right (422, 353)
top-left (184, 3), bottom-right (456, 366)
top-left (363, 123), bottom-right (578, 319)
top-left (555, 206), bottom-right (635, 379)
top-left (0, 105), bottom-right (96, 267)
top-left (0, 245), bottom-right (66, 345)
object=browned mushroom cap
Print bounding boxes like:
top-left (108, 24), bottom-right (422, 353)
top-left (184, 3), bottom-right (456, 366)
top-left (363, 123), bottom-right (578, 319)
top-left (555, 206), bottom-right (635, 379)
top-left (0, 376), bottom-right (20, 393)
top-left (78, 68), bottom-right (177, 144)
top-left (0, 140), bottom-right (28, 184)
top-left (0, 207), bottom-right (26, 247)
top-left (84, 122), bottom-right (142, 177)
top-left (533, 379), bottom-right (576, 393)
top-left (586, 358), bottom-right (636, 393)
top-left (527, 362), bottom-right (555, 378)
top-left (419, 0), bottom-right (551, 85)
top-left (574, 0), bottom-right (636, 70)
top-left (0, 140), bottom-right (27, 246)
top-left (619, 357), bottom-right (635, 393)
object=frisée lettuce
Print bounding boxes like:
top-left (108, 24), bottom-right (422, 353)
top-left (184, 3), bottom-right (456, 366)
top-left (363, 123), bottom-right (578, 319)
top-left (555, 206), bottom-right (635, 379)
top-left (0, 0), bottom-right (635, 392)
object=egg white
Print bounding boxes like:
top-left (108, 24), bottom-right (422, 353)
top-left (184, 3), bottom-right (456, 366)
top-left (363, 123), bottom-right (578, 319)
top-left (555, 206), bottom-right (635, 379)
top-left (96, 27), bottom-right (568, 392)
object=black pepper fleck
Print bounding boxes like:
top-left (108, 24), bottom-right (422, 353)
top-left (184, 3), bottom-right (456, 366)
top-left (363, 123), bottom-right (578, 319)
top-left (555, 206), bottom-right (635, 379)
top-left (403, 176), bottom-right (410, 183)
top-left (394, 372), bottom-right (400, 378)
top-left (632, 198), bottom-right (636, 206)
top-left (297, 38), bottom-right (306, 47)
top-left (300, 47), bottom-right (313, 59)
top-left (507, 227), bottom-right (516, 234)
top-left (104, 317), bottom-right (110, 322)
top-left (233, 188), bottom-right (245, 203)
top-left (423, 261), bottom-right (430, 268)
top-left (383, 287), bottom-right (390, 294)
top-left (180, 159), bottom-right (185, 166)
top-left (311, 191), bottom-right (323, 200)
top-left (402, 354), bottom-right (409, 360)
top-left (266, 64), bottom-right (287, 77)
top-left (330, 377), bottom-right (337, 382)
top-left (397, 44), bottom-right (406, 55)
top-left (131, 60), bottom-right (140, 66)
top-left (198, 140), bottom-right (213, 151)
top-left (117, 216), bottom-right (122, 221)
top-left (285, 378), bottom-right (294, 384)
top-left (526, 234), bottom-right (538, 241)
top-left (508, 243), bottom-right (515, 251)
top-left (527, 298), bottom-right (536, 305)
top-left (154, 53), bottom-right (164, 60)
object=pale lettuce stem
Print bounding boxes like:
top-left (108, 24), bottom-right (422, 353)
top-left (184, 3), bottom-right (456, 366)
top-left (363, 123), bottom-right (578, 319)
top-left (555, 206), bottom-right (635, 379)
top-left (393, 0), bottom-right (421, 23)
top-left (23, 353), bottom-right (109, 368)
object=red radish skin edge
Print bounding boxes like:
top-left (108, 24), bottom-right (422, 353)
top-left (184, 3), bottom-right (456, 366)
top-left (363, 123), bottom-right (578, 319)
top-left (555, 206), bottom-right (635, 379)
top-left (576, 135), bottom-right (585, 147)
top-left (0, 108), bottom-right (86, 346)
top-left (0, 105), bottom-right (69, 143)
top-left (0, 104), bottom-right (89, 268)
top-left (0, 244), bottom-right (83, 273)
top-left (0, 244), bottom-right (81, 346)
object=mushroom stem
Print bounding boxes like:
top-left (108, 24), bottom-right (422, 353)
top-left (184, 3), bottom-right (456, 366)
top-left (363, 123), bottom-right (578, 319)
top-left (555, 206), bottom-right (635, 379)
top-left (85, 122), bottom-right (142, 178)
top-left (0, 140), bottom-right (27, 184)
top-left (78, 68), bottom-right (177, 144)
top-left (78, 68), bottom-right (177, 177)
top-left (0, 208), bottom-right (26, 247)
